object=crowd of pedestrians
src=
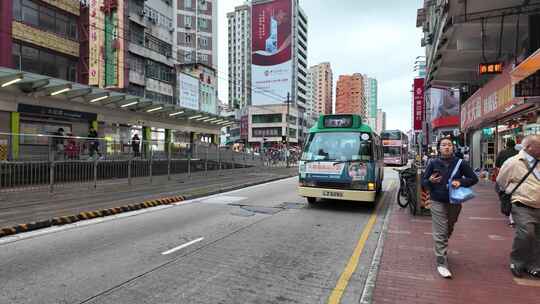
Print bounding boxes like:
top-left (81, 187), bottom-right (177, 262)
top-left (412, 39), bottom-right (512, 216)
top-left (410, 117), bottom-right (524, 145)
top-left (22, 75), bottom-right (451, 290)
top-left (420, 135), bottom-right (540, 280)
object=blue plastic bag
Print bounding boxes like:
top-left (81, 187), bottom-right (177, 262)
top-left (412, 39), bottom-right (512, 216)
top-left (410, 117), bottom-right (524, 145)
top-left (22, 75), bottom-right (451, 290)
top-left (448, 159), bottom-right (475, 204)
top-left (449, 186), bottom-right (475, 204)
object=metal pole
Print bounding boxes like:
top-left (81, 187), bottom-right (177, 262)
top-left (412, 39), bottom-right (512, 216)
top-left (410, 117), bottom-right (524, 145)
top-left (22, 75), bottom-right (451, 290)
top-left (93, 158), bottom-right (98, 189)
top-left (128, 157), bottom-right (132, 186)
top-left (205, 145), bottom-right (208, 175)
top-left (187, 144), bottom-right (191, 178)
top-left (286, 92), bottom-right (290, 168)
top-left (149, 146), bottom-right (153, 184)
top-left (217, 145), bottom-right (222, 176)
top-left (49, 160), bottom-right (54, 193)
top-left (167, 141), bottom-right (172, 181)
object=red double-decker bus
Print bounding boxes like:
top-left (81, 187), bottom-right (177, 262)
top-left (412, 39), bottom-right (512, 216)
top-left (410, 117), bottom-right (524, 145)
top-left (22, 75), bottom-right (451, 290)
top-left (381, 130), bottom-right (408, 166)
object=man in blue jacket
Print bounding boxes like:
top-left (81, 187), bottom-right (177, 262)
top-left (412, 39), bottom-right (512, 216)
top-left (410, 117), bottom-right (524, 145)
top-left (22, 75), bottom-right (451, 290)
top-left (422, 137), bottom-right (479, 278)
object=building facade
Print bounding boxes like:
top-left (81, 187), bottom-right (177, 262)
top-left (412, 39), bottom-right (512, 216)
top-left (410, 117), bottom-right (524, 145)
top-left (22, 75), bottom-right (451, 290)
top-left (376, 109), bottom-right (386, 134)
top-left (176, 0), bottom-right (218, 68)
top-left (127, 0), bottom-right (175, 105)
top-left (227, 4), bottom-right (251, 110)
top-left (0, 0), bottom-right (229, 161)
top-left (335, 73), bottom-right (366, 118)
top-left (308, 62), bottom-right (333, 118)
top-left (417, 0), bottom-right (540, 169)
top-left (362, 76), bottom-right (377, 129)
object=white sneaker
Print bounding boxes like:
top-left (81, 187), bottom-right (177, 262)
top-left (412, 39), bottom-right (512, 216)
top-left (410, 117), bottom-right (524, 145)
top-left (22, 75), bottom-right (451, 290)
top-left (437, 266), bottom-right (452, 278)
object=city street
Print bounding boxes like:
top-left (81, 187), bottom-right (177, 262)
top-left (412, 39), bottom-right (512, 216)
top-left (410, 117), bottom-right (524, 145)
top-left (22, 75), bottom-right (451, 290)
top-left (0, 169), bottom-right (398, 304)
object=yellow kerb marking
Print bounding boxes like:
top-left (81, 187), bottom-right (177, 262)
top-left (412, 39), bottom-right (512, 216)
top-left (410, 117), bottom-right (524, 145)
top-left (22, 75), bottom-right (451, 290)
top-left (327, 181), bottom-right (394, 304)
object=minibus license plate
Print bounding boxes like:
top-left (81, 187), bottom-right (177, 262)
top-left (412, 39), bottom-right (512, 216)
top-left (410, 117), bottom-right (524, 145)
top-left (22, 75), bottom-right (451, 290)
top-left (323, 191), bottom-right (343, 198)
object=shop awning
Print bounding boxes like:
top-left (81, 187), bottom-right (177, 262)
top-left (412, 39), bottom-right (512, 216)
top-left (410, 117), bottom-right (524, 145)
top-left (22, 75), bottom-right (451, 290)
top-left (0, 67), bottom-right (235, 128)
top-left (511, 48), bottom-right (540, 85)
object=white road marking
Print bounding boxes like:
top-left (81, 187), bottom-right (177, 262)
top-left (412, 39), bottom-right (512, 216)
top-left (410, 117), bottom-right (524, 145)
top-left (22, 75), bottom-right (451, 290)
top-left (161, 237), bottom-right (204, 255)
top-left (468, 217), bottom-right (506, 221)
top-left (388, 230), bottom-right (411, 234)
top-left (200, 196), bottom-right (247, 205)
top-left (488, 234), bottom-right (506, 241)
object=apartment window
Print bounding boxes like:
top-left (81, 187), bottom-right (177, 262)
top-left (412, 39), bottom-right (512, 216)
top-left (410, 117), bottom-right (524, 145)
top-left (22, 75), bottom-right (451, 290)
top-left (184, 0), bottom-right (192, 9)
top-left (198, 18), bottom-right (208, 29)
top-left (184, 15), bottom-right (192, 27)
top-left (145, 59), bottom-right (173, 83)
top-left (20, 0), bottom-right (38, 27)
top-left (145, 34), bottom-right (172, 56)
top-left (252, 114), bottom-right (282, 124)
top-left (127, 84), bottom-right (145, 97)
top-left (199, 0), bottom-right (208, 11)
top-left (128, 54), bottom-right (145, 74)
top-left (39, 6), bottom-right (55, 32)
top-left (199, 37), bottom-right (208, 47)
top-left (14, 0), bottom-right (77, 40)
top-left (13, 42), bottom-right (77, 81)
top-left (185, 33), bottom-right (192, 44)
top-left (130, 22), bottom-right (145, 45)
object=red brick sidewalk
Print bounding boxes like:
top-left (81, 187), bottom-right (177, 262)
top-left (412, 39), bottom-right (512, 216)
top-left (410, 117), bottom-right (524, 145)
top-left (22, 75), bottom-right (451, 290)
top-left (372, 181), bottom-right (540, 304)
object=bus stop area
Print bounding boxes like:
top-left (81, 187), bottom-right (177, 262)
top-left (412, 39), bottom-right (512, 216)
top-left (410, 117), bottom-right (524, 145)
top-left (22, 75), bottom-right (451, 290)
top-left (370, 180), bottom-right (540, 304)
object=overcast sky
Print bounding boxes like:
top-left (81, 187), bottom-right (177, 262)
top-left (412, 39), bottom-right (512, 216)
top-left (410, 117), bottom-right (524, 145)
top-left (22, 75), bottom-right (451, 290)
top-left (217, 0), bottom-right (424, 132)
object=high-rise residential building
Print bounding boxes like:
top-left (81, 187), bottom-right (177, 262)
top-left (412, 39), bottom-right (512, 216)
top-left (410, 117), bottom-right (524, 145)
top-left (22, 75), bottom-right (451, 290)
top-left (227, 3), bottom-right (251, 110)
top-left (376, 109), bottom-right (386, 134)
top-left (362, 76), bottom-right (378, 129)
top-left (335, 73), bottom-right (366, 118)
top-left (308, 63), bottom-right (333, 118)
top-left (176, 0), bottom-right (218, 69)
top-left (126, 0), bottom-right (175, 105)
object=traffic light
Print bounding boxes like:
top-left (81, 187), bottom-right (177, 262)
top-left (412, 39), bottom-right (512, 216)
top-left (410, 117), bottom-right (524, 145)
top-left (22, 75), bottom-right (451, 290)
top-left (282, 136), bottom-right (287, 144)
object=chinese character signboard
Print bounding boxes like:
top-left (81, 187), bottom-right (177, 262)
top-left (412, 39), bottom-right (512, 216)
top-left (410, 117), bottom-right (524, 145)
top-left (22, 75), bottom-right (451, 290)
top-left (88, 0), bottom-right (125, 88)
top-left (479, 62), bottom-right (503, 75)
top-left (413, 78), bottom-right (424, 131)
top-left (251, 0), bottom-right (292, 105)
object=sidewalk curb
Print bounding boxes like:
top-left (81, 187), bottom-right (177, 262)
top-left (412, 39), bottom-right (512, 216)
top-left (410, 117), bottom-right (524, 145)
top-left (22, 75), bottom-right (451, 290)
top-left (0, 174), bottom-right (297, 239)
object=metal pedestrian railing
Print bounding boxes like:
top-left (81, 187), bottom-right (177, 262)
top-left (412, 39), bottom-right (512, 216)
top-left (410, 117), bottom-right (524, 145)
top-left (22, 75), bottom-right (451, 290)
top-left (0, 132), bottom-right (294, 193)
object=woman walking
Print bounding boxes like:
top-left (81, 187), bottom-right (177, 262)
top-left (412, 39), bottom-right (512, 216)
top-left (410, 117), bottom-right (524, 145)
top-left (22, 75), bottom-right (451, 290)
top-left (422, 137), bottom-right (478, 278)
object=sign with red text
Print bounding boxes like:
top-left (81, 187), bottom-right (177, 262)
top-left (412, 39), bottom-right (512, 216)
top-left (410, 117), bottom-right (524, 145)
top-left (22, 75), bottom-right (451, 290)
top-left (413, 78), bottom-right (425, 130)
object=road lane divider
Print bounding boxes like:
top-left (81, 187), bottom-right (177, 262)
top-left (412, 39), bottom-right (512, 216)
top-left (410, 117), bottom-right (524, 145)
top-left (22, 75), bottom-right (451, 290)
top-left (162, 237), bottom-right (204, 255)
top-left (0, 195), bottom-right (187, 239)
top-left (327, 181), bottom-right (395, 304)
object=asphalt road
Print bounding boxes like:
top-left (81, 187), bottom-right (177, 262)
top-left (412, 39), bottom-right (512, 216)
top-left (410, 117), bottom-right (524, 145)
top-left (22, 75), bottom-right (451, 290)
top-left (0, 168), bottom-right (399, 304)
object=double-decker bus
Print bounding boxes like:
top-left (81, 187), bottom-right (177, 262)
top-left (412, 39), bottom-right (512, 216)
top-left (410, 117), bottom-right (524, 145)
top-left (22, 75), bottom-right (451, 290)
top-left (381, 130), bottom-right (408, 166)
top-left (298, 114), bottom-right (384, 205)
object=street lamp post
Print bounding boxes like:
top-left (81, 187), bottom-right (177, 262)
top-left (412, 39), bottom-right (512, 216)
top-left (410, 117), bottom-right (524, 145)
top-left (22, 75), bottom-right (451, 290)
top-left (286, 92), bottom-right (290, 168)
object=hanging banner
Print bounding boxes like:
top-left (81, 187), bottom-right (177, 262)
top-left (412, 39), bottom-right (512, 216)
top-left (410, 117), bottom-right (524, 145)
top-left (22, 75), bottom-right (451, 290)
top-left (413, 78), bottom-right (424, 131)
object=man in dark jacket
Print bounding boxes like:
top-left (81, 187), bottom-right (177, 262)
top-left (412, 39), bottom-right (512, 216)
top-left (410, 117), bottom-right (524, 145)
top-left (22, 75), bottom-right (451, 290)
top-left (422, 137), bottom-right (479, 278)
top-left (496, 139), bottom-right (518, 168)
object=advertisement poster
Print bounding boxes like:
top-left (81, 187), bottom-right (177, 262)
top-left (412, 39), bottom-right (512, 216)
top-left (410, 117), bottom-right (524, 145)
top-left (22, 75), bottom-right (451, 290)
top-left (413, 78), bottom-right (424, 131)
top-left (178, 74), bottom-right (200, 110)
top-left (428, 87), bottom-right (460, 128)
top-left (251, 0), bottom-right (292, 105)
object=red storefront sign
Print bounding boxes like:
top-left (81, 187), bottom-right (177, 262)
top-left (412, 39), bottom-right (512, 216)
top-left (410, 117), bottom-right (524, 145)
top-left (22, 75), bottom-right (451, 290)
top-left (461, 65), bottom-right (523, 130)
top-left (413, 78), bottom-right (425, 131)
